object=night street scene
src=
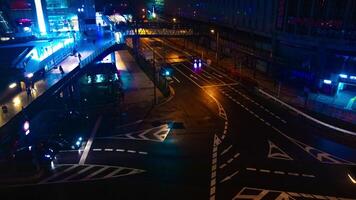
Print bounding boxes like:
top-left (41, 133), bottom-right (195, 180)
top-left (0, 0), bottom-right (355, 199)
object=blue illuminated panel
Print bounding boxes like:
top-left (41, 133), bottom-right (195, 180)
top-left (34, 0), bottom-right (47, 34)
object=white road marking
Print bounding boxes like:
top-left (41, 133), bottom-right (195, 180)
top-left (274, 171), bottom-right (285, 175)
top-left (173, 76), bottom-right (181, 83)
top-left (127, 150), bottom-right (136, 153)
top-left (246, 168), bottom-right (257, 171)
top-left (260, 169), bottom-right (271, 173)
top-left (92, 149), bottom-right (102, 152)
top-left (138, 151), bottom-right (148, 155)
top-left (302, 174), bottom-right (316, 178)
top-left (104, 148), bottom-right (113, 152)
top-left (39, 165), bottom-right (78, 184)
top-left (103, 168), bottom-right (124, 178)
top-left (268, 140), bottom-right (293, 161)
top-left (288, 172), bottom-right (299, 176)
top-left (202, 83), bottom-right (239, 88)
top-left (116, 149), bottom-right (125, 152)
top-left (190, 74), bottom-right (199, 80)
top-left (83, 166), bottom-right (110, 180)
top-left (259, 89), bottom-right (356, 136)
top-left (220, 145), bottom-right (232, 156)
top-left (79, 116), bottom-right (102, 165)
top-left (220, 170), bottom-right (239, 183)
top-left (63, 165), bottom-right (95, 181)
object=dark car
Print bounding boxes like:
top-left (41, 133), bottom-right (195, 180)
top-left (6, 143), bottom-right (56, 174)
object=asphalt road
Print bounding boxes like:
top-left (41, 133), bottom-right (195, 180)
top-left (2, 38), bottom-right (355, 200)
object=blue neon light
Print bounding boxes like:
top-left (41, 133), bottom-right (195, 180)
top-left (339, 74), bottom-right (348, 79)
top-left (34, 0), bottom-right (47, 34)
top-left (350, 76), bottom-right (356, 80)
top-left (323, 79), bottom-right (332, 84)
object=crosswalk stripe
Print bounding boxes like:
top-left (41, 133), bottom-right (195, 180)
top-left (63, 165), bottom-right (95, 181)
top-left (39, 165), bottom-right (78, 184)
top-left (83, 166), bottom-right (110, 180)
top-left (104, 168), bottom-right (124, 178)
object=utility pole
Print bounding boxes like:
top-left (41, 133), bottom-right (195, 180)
top-left (216, 32), bottom-right (219, 67)
top-left (152, 48), bottom-right (157, 105)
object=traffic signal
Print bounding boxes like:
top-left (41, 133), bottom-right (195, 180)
top-left (23, 121), bottom-right (30, 135)
top-left (161, 66), bottom-right (173, 77)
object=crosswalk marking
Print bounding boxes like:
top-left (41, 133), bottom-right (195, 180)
top-left (83, 166), bottom-right (110, 180)
top-left (233, 187), bottom-right (353, 200)
top-left (63, 165), bottom-right (95, 181)
top-left (39, 165), bottom-right (78, 184)
top-left (33, 164), bottom-right (146, 185)
top-left (104, 168), bottom-right (124, 178)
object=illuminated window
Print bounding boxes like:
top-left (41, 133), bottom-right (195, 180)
top-left (34, 0), bottom-right (47, 34)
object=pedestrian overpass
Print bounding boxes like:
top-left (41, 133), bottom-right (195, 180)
top-left (117, 22), bottom-right (197, 38)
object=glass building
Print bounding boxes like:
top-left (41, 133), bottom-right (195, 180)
top-left (0, 0), bottom-right (95, 37)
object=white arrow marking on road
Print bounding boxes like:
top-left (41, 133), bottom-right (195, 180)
top-left (153, 125), bottom-right (170, 141)
top-left (138, 129), bottom-right (151, 140)
top-left (220, 170), bottom-right (239, 183)
top-left (290, 137), bottom-right (355, 165)
top-left (267, 140), bottom-right (293, 161)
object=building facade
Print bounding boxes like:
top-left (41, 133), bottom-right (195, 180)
top-left (164, 0), bottom-right (356, 94)
top-left (0, 0), bottom-right (96, 37)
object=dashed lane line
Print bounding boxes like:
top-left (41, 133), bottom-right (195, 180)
top-left (91, 148), bottom-right (148, 155)
top-left (173, 76), bottom-right (181, 83)
top-left (220, 145), bottom-right (232, 156)
top-left (225, 86), bottom-right (287, 124)
top-left (245, 167), bottom-right (315, 178)
top-left (219, 153), bottom-right (240, 169)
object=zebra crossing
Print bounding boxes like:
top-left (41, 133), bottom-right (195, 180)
top-left (37, 164), bottom-right (145, 185)
top-left (232, 187), bottom-right (355, 200)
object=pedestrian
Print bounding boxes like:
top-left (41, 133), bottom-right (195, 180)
top-left (26, 87), bottom-right (32, 100)
top-left (59, 65), bottom-right (64, 75)
top-left (30, 81), bottom-right (36, 93)
top-left (1, 105), bottom-right (8, 114)
top-left (78, 53), bottom-right (82, 63)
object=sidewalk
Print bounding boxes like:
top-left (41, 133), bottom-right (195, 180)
top-left (114, 50), bottom-right (164, 125)
top-left (0, 36), bottom-right (114, 127)
top-left (167, 38), bottom-right (356, 127)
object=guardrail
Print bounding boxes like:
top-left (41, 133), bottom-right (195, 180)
top-left (258, 89), bottom-right (356, 136)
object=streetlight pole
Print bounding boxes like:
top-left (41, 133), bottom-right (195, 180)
top-left (152, 47), bottom-right (157, 105)
top-left (216, 31), bottom-right (219, 67)
top-left (211, 29), bottom-right (219, 67)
